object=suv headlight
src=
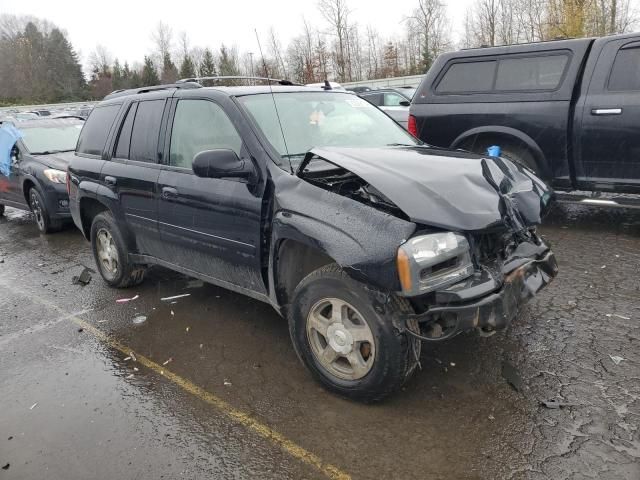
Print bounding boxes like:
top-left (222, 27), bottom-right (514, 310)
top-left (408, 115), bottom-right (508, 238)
top-left (397, 232), bottom-right (474, 296)
top-left (43, 168), bottom-right (67, 184)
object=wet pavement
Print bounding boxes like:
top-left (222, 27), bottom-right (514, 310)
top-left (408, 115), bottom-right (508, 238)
top-left (1, 203), bottom-right (639, 480)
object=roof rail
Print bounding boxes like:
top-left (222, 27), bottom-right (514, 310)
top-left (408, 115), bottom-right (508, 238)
top-left (176, 76), bottom-right (301, 86)
top-left (104, 82), bottom-right (202, 100)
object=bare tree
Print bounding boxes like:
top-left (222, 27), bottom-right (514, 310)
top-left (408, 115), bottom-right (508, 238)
top-left (151, 21), bottom-right (173, 63)
top-left (410, 0), bottom-right (451, 70)
top-left (318, 0), bottom-right (351, 81)
top-left (88, 44), bottom-right (113, 74)
top-left (268, 27), bottom-right (288, 79)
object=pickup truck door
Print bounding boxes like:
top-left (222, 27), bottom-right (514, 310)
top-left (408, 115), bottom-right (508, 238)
top-left (100, 99), bottom-right (165, 257)
top-left (156, 98), bottom-right (266, 295)
top-left (577, 39), bottom-right (640, 187)
top-left (1, 143), bottom-right (25, 206)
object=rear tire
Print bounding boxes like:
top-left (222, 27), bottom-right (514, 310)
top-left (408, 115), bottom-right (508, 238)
top-left (464, 139), bottom-right (538, 174)
top-left (90, 211), bottom-right (145, 288)
top-left (288, 263), bottom-right (420, 402)
top-left (29, 187), bottom-right (61, 234)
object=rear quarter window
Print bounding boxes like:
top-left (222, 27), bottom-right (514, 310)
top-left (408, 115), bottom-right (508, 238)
top-left (608, 46), bottom-right (640, 91)
top-left (76, 104), bottom-right (120, 156)
top-left (435, 61), bottom-right (496, 93)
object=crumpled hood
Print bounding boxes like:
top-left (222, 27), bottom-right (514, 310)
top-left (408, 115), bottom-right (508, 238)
top-left (300, 146), bottom-right (553, 231)
top-left (34, 150), bottom-right (76, 170)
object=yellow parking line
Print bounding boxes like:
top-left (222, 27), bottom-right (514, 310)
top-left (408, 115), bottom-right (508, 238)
top-left (6, 286), bottom-right (351, 480)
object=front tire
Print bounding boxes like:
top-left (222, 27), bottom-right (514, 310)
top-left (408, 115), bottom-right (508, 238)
top-left (288, 264), bottom-right (419, 402)
top-left (29, 187), bottom-right (61, 233)
top-left (90, 211), bottom-right (145, 288)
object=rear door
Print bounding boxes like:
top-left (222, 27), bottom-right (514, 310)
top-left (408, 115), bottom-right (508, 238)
top-left (156, 97), bottom-right (266, 294)
top-left (380, 91), bottom-right (410, 127)
top-left (101, 98), bottom-right (167, 256)
top-left (576, 38), bottom-right (640, 187)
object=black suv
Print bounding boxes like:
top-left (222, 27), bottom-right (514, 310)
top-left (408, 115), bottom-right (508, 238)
top-left (68, 79), bottom-right (557, 401)
top-left (410, 33), bottom-right (640, 201)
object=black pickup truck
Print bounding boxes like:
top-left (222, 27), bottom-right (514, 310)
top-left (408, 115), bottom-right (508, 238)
top-left (410, 32), bottom-right (640, 202)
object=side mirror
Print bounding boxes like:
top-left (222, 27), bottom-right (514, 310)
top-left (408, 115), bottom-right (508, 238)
top-left (192, 149), bottom-right (255, 182)
top-left (399, 100), bottom-right (410, 107)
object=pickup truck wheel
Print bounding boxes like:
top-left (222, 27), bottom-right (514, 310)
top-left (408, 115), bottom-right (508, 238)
top-left (29, 187), bottom-right (61, 233)
top-left (288, 263), bottom-right (419, 402)
top-left (499, 145), bottom-right (538, 174)
top-left (90, 211), bottom-right (145, 288)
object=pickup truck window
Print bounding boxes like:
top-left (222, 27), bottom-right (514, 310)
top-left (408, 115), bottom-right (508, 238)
top-left (608, 46), bottom-right (640, 91)
top-left (114, 103), bottom-right (138, 159)
top-left (76, 104), bottom-right (120, 156)
top-left (436, 61), bottom-right (496, 93)
top-left (169, 99), bottom-right (242, 168)
top-left (129, 99), bottom-right (165, 163)
top-left (495, 54), bottom-right (569, 91)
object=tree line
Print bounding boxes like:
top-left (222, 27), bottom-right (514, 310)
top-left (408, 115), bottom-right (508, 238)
top-left (0, 0), bottom-right (637, 105)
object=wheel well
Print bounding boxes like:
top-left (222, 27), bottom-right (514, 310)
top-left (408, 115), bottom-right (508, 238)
top-left (275, 239), bottom-right (335, 308)
top-left (22, 179), bottom-right (36, 205)
top-left (79, 198), bottom-right (108, 239)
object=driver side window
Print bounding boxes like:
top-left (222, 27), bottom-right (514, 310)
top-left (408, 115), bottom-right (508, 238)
top-left (169, 99), bottom-right (242, 169)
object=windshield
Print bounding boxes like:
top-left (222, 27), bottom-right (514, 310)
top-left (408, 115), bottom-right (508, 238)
top-left (238, 92), bottom-right (419, 169)
top-left (20, 123), bottom-right (83, 154)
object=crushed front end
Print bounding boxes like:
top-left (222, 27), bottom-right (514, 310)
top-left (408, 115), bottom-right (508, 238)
top-left (395, 156), bottom-right (558, 341)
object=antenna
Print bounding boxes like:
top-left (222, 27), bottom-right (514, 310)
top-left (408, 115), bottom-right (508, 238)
top-left (255, 29), bottom-right (293, 174)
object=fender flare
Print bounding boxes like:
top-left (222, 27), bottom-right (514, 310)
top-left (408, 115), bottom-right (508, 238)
top-left (451, 126), bottom-right (548, 177)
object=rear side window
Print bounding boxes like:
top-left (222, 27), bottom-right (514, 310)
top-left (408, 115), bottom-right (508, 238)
top-left (608, 46), bottom-right (640, 91)
top-left (495, 54), bottom-right (568, 91)
top-left (362, 93), bottom-right (383, 106)
top-left (383, 92), bottom-right (406, 106)
top-left (129, 99), bottom-right (165, 163)
top-left (436, 61), bottom-right (496, 93)
top-left (76, 104), bottom-right (120, 156)
top-left (114, 103), bottom-right (138, 159)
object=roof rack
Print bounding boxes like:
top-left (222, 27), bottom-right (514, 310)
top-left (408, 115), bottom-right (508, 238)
top-left (104, 82), bottom-right (202, 100)
top-left (176, 76), bottom-right (300, 86)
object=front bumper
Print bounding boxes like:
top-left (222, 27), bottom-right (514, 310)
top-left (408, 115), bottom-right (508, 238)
top-left (404, 249), bottom-right (558, 341)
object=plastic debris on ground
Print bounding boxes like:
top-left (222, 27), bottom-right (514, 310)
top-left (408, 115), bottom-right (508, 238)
top-left (606, 313), bottom-right (631, 320)
top-left (129, 352), bottom-right (137, 362)
top-left (223, 379), bottom-right (232, 386)
top-left (162, 358), bottom-right (172, 366)
top-left (609, 355), bottom-right (624, 365)
top-left (126, 374), bottom-right (134, 379)
top-left (2, 463), bottom-right (9, 470)
top-left (540, 399), bottom-right (577, 409)
top-left (71, 267), bottom-right (92, 286)
top-left (160, 293), bottom-right (191, 301)
top-left (116, 294), bottom-right (139, 303)
top-left (132, 315), bottom-right (147, 325)
top-left (501, 360), bottom-right (523, 392)
top-left (29, 402), bottom-right (38, 410)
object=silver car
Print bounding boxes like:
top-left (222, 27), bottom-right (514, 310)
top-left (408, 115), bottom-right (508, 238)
top-left (359, 88), bottom-right (416, 129)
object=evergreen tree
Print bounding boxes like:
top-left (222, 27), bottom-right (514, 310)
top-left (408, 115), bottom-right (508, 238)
top-left (160, 52), bottom-right (178, 83)
top-left (199, 48), bottom-right (217, 85)
top-left (122, 61), bottom-right (132, 89)
top-left (112, 59), bottom-right (124, 90)
top-left (141, 56), bottom-right (159, 86)
top-left (130, 69), bottom-right (143, 88)
top-left (218, 44), bottom-right (241, 77)
top-left (179, 55), bottom-right (196, 79)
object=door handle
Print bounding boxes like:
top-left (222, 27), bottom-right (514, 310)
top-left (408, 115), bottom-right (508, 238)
top-left (591, 108), bottom-right (622, 115)
top-left (104, 176), bottom-right (117, 186)
top-left (161, 186), bottom-right (178, 199)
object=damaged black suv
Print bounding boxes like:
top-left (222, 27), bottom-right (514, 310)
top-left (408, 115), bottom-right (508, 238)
top-left (67, 79), bottom-right (558, 401)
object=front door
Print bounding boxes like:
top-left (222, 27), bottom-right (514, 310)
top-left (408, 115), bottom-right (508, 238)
top-left (577, 39), bottom-right (640, 187)
top-left (157, 98), bottom-right (265, 294)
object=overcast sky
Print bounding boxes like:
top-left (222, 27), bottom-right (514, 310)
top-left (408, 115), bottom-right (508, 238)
top-left (0, 0), bottom-right (474, 70)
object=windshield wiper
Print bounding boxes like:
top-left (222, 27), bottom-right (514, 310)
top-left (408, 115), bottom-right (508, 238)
top-left (281, 153), bottom-right (307, 158)
top-left (32, 149), bottom-right (74, 155)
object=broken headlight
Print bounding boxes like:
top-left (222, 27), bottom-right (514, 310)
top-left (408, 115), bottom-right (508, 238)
top-left (397, 232), bottom-right (474, 296)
